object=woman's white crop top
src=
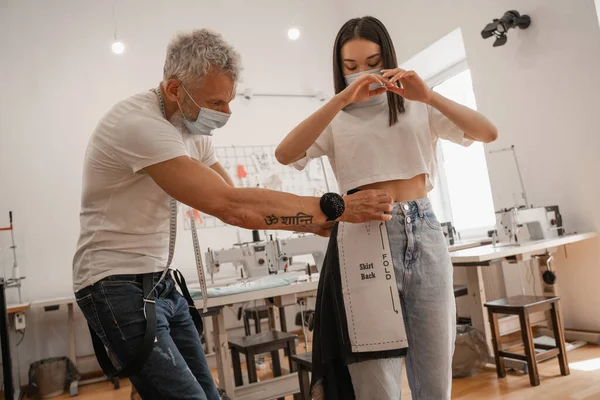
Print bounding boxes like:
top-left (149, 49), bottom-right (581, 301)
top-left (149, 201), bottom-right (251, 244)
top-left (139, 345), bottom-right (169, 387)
top-left (293, 94), bottom-right (472, 194)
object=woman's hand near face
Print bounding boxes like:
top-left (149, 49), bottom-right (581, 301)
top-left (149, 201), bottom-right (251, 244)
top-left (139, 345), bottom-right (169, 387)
top-left (382, 68), bottom-right (434, 104)
top-left (336, 74), bottom-right (388, 106)
top-left (382, 68), bottom-right (498, 143)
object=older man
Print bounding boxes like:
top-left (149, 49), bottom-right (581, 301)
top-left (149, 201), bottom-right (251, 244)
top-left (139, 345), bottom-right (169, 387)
top-left (73, 29), bottom-right (392, 400)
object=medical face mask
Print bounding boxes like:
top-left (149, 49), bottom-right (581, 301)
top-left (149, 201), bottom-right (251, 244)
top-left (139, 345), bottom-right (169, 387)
top-left (344, 68), bottom-right (386, 90)
top-left (178, 85), bottom-right (231, 136)
top-left (343, 69), bottom-right (387, 109)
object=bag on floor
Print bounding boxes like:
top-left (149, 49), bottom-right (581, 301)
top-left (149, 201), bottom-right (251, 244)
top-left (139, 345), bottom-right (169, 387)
top-left (452, 324), bottom-right (488, 378)
top-left (26, 357), bottom-right (80, 399)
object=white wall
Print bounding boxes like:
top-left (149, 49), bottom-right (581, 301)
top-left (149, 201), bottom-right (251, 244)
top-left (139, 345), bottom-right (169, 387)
top-left (459, 0), bottom-right (600, 332)
top-left (332, 0), bottom-right (461, 66)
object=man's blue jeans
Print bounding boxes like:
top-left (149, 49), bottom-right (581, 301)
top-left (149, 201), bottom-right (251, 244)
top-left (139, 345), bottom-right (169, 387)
top-left (75, 272), bottom-right (220, 400)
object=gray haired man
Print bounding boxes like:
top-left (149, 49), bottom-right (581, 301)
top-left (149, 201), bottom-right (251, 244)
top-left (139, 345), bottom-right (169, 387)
top-left (73, 29), bottom-right (392, 399)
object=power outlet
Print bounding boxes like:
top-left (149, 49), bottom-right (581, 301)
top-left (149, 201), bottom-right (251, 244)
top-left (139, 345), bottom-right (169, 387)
top-left (14, 312), bottom-right (26, 330)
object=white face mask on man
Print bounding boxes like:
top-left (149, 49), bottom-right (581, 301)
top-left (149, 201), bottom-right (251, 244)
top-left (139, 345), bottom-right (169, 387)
top-left (177, 84), bottom-right (231, 136)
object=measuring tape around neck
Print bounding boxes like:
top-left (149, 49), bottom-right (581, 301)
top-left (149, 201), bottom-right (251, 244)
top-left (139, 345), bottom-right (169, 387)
top-left (154, 87), bottom-right (209, 311)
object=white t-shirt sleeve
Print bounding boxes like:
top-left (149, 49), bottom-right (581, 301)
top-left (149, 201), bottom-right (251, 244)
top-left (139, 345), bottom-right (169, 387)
top-left (112, 110), bottom-right (189, 173)
top-left (196, 136), bottom-right (218, 166)
top-left (291, 124), bottom-right (333, 170)
top-left (427, 104), bottom-right (473, 147)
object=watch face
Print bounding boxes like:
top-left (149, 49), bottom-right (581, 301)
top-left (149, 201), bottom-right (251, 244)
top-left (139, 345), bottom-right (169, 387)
top-left (321, 193), bottom-right (345, 221)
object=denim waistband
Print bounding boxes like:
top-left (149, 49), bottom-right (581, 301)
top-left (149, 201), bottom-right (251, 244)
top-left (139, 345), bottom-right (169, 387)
top-left (102, 270), bottom-right (170, 284)
top-left (346, 189), bottom-right (432, 218)
top-left (391, 197), bottom-right (432, 218)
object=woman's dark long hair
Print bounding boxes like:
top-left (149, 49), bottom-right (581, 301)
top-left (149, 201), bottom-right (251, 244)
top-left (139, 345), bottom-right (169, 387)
top-left (333, 16), bottom-right (405, 126)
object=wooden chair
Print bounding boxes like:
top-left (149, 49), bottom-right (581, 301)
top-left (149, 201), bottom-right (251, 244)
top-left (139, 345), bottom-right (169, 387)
top-left (243, 305), bottom-right (273, 335)
top-left (291, 352), bottom-right (312, 400)
top-left (485, 295), bottom-right (569, 386)
top-left (229, 331), bottom-right (299, 400)
top-left (453, 285), bottom-right (468, 298)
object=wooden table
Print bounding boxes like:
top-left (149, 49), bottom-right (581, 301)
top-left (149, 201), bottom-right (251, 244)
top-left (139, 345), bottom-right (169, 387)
top-left (199, 277), bottom-right (319, 400)
top-left (448, 238), bottom-right (493, 252)
top-left (7, 302), bottom-right (30, 314)
top-left (450, 232), bottom-right (598, 370)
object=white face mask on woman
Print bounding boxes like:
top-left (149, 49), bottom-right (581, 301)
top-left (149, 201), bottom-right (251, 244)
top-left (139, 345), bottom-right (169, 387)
top-left (344, 69), bottom-right (387, 108)
top-left (344, 68), bottom-right (384, 88)
top-left (177, 84), bottom-right (231, 136)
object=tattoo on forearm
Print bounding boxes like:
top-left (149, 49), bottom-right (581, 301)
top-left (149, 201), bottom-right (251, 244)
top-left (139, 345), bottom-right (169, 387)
top-left (264, 215), bottom-right (279, 225)
top-left (264, 212), bottom-right (314, 226)
top-left (282, 212), bottom-right (314, 225)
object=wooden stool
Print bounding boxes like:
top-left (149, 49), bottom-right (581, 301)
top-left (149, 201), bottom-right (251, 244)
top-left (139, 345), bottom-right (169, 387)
top-left (229, 331), bottom-right (298, 400)
top-left (453, 285), bottom-right (468, 298)
top-left (291, 352), bottom-right (312, 400)
top-left (243, 305), bottom-right (272, 335)
top-left (485, 295), bottom-right (570, 386)
top-left (453, 285), bottom-right (470, 324)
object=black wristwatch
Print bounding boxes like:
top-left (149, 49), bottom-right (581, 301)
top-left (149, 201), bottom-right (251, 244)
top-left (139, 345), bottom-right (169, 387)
top-left (320, 193), bottom-right (345, 221)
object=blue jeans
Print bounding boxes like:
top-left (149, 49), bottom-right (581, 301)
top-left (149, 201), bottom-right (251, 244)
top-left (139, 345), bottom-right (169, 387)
top-left (75, 272), bottom-right (220, 400)
top-left (347, 199), bottom-right (456, 399)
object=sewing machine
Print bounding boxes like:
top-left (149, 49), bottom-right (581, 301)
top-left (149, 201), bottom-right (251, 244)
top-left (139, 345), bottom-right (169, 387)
top-left (276, 234), bottom-right (328, 271)
top-left (206, 233), bottom-right (329, 281)
top-left (441, 222), bottom-right (456, 246)
top-left (495, 206), bottom-right (563, 245)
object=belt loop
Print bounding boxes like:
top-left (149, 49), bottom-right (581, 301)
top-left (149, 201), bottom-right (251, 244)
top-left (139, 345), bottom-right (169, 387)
top-left (416, 200), bottom-right (424, 217)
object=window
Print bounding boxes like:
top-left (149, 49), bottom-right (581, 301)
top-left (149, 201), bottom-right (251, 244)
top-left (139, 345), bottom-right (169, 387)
top-left (400, 29), bottom-right (495, 236)
top-left (429, 68), bottom-right (496, 236)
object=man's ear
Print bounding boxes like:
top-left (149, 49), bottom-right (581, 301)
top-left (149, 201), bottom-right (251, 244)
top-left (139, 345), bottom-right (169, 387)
top-left (163, 79), bottom-right (182, 102)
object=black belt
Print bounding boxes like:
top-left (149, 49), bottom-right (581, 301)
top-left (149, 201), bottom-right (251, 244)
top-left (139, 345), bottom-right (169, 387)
top-left (89, 270), bottom-right (203, 378)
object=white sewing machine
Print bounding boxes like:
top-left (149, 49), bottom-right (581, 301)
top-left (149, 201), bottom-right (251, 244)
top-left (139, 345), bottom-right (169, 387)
top-left (495, 205), bottom-right (563, 245)
top-left (441, 221), bottom-right (456, 246)
top-left (276, 234), bottom-right (328, 271)
top-left (206, 233), bottom-right (329, 281)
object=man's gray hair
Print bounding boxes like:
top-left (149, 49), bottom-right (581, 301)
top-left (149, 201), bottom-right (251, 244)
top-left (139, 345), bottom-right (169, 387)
top-left (163, 29), bottom-right (242, 87)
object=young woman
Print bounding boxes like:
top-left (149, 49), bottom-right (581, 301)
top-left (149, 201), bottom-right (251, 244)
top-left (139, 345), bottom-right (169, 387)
top-left (276, 16), bottom-right (497, 400)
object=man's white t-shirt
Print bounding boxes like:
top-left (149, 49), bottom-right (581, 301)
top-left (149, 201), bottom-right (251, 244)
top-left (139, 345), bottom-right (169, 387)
top-left (72, 91), bottom-right (217, 292)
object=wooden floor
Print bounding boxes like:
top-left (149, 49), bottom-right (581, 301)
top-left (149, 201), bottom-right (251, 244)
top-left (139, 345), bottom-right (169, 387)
top-left (23, 344), bottom-right (600, 400)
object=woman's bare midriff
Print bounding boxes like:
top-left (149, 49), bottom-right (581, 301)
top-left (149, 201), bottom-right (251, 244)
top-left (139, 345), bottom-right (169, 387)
top-left (357, 174), bottom-right (427, 203)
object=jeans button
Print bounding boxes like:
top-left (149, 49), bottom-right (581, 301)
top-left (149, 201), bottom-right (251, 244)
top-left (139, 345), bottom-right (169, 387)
top-left (406, 216), bottom-right (412, 223)
top-left (403, 204), bottom-right (410, 211)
